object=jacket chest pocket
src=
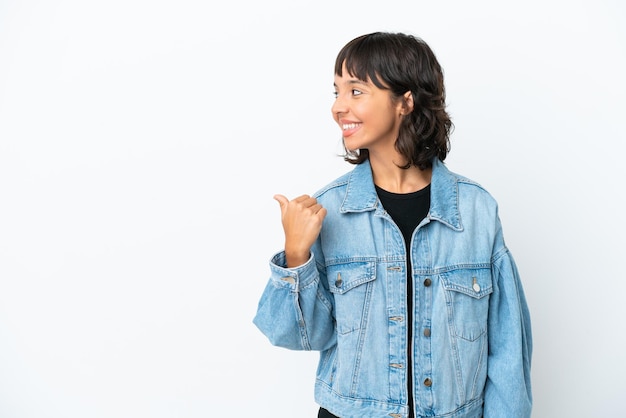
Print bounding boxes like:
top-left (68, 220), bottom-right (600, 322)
top-left (327, 260), bottom-right (377, 335)
top-left (440, 268), bottom-right (493, 342)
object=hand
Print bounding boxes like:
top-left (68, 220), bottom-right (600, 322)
top-left (274, 194), bottom-right (327, 268)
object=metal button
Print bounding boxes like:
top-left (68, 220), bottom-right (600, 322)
top-left (335, 273), bottom-right (343, 287)
top-left (472, 277), bottom-right (480, 292)
top-left (424, 378), bottom-right (432, 387)
top-left (423, 278), bottom-right (432, 287)
top-left (423, 328), bottom-right (431, 337)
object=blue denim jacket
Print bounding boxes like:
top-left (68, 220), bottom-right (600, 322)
top-left (253, 159), bottom-right (532, 418)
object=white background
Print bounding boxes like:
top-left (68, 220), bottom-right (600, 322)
top-left (1, 0), bottom-right (625, 417)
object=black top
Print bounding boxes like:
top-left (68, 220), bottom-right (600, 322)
top-left (319, 184), bottom-right (431, 418)
top-left (376, 184), bottom-right (431, 249)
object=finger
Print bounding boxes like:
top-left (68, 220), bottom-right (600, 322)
top-left (296, 196), bottom-right (320, 209)
top-left (293, 194), bottom-right (311, 203)
top-left (273, 194), bottom-right (289, 212)
top-left (310, 203), bottom-right (325, 214)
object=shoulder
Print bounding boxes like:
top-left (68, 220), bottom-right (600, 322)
top-left (311, 168), bottom-right (355, 207)
top-left (444, 163), bottom-right (498, 204)
top-left (313, 171), bottom-right (352, 198)
top-left (435, 162), bottom-right (501, 220)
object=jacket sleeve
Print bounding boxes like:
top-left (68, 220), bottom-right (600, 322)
top-left (252, 250), bottom-right (336, 351)
top-left (484, 244), bottom-right (533, 418)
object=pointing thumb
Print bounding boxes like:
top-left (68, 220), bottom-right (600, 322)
top-left (273, 194), bottom-right (289, 212)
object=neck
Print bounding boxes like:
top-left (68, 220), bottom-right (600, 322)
top-left (370, 156), bottom-right (432, 194)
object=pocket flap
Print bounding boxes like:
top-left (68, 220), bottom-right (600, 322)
top-left (441, 268), bottom-right (493, 299)
top-left (327, 260), bottom-right (376, 295)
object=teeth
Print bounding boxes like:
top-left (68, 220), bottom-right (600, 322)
top-left (342, 123), bottom-right (359, 130)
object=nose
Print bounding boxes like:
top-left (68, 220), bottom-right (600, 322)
top-left (331, 94), bottom-right (347, 120)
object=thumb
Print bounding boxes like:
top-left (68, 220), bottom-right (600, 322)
top-left (273, 194), bottom-right (289, 212)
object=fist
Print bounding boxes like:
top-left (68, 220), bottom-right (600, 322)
top-left (273, 194), bottom-right (327, 267)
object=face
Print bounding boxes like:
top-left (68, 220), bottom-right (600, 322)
top-left (332, 65), bottom-right (407, 154)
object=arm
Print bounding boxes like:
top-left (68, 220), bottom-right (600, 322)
top-left (484, 246), bottom-right (533, 417)
top-left (252, 250), bottom-right (336, 351)
top-left (252, 194), bottom-right (336, 351)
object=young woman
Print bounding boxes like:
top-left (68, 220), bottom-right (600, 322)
top-left (253, 32), bottom-right (532, 418)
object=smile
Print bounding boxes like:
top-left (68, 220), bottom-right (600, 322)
top-left (342, 123), bottom-right (361, 130)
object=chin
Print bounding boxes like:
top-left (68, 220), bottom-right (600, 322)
top-left (343, 139), bottom-right (362, 153)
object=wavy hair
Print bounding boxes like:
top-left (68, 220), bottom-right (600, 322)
top-left (335, 32), bottom-right (453, 169)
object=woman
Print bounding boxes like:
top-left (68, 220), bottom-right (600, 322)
top-left (253, 31), bottom-right (532, 418)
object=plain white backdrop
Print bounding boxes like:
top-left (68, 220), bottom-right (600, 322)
top-left (1, 0), bottom-right (625, 417)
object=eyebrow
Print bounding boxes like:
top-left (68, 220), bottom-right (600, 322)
top-left (333, 79), bottom-right (369, 88)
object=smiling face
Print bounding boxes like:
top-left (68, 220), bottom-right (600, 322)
top-left (332, 65), bottom-right (407, 155)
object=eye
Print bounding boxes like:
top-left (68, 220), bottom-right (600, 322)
top-left (352, 89), bottom-right (362, 96)
top-left (332, 91), bottom-right (338, 98)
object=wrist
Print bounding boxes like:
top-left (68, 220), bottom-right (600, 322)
top-left (284, 250), bottom-right (310, 268)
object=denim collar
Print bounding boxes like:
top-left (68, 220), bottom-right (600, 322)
top-left (340, 158), bottom-right (463, 231)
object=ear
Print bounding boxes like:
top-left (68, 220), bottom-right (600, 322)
top-left (400, 91), bottom-right (414, 115)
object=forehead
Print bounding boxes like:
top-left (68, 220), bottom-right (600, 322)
top-left (334, 64), bottom-right (373, 87)
top-left (335, 61), bottom-right (393, 94)
top-left (333, 75), bottom-right (370, 87)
